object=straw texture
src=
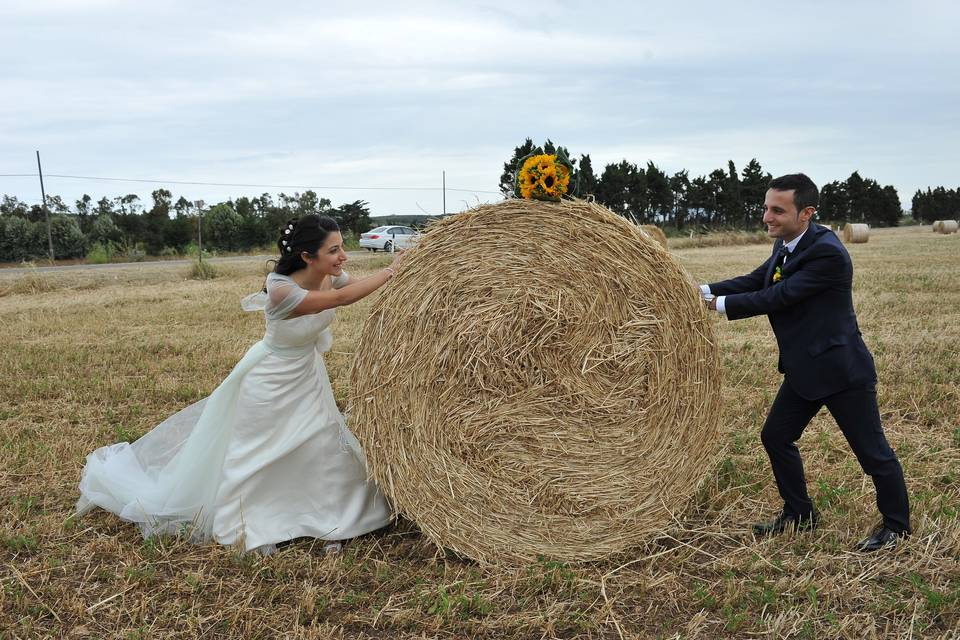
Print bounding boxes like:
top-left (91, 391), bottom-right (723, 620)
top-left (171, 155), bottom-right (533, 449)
top-left (350, 197), bottom-right (722, 565)
top-left (933, 220), bottom-right (959, 234)
top-left (639, 224), bottom-right (669, 249)
top-left (843, 223), bottom-right (870, 243)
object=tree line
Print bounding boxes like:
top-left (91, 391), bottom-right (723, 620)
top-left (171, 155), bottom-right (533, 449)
top-left (3, 144), bottom-right (954, 263)
top-left (0, 190), bottom-right (373, 262)
top-left (500, 139), bottom-right (908, 229)
top-left (911, 187), bottom-right (960, 224)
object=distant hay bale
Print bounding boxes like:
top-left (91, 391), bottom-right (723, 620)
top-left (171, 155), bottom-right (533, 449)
top-left (639, 224), bottom-right (668, 249)
top-left (350, 197), bottom-right (722, 565)
top-left (933, 220), bottom-right (959, 234)
top-left (843, 223), bottom-right (870, 243)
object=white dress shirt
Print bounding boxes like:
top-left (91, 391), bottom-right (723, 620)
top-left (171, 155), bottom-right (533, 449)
top-left (701, 227), bottom-right (809, 314)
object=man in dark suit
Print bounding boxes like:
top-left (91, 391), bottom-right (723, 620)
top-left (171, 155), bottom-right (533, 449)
top-left (700, 173), bottom-right (910, 551)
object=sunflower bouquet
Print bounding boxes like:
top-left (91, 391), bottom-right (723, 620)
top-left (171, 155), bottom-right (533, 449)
top-left (514, 150), bottom-right (574, 201)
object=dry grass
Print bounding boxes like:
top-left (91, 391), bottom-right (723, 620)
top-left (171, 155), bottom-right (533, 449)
top-left (668, 230), bottom-right (771, 251)
top-left (1, 227), bottom-right (959, 638)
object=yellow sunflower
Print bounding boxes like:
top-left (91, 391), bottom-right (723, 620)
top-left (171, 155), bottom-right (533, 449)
top-left (538, 167), bottom-right (558, 194)
top-left (537, 155), bottom-right (556, 172)
top-left (522, 155), bottom-right (543, 173)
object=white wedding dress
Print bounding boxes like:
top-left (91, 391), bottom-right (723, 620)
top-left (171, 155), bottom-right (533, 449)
top-left (76, 271), bottom-right (392, 552)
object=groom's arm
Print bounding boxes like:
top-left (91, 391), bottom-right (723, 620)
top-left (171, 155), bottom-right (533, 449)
top-left (706, 255), bottom-right (773, 297)
top-left (722, 246), bottom-right (847, 320)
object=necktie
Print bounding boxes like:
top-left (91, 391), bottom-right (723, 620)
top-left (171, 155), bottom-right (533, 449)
top-left (772, 245), bottom-right (789, 283)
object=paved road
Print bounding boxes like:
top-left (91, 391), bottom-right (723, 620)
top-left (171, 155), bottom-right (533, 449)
top-left (0, 251), bottom-right (374, 275)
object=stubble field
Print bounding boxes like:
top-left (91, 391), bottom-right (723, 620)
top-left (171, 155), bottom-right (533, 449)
top-left (1, 225), bottom-right (958, 639)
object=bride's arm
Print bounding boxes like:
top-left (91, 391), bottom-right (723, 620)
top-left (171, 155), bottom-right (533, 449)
top-left (291, 253), bottom-right (402, 315)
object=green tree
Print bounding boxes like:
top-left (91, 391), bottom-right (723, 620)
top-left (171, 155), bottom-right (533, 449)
top-left (233, 196), bottom-right (266, 250)
top-left (740, 159), bottom-right (770, 226)
top-left (143, 188), bottom-right (172, 254)
top-left (89, 214), bottom-right (123, 246)
top-left (880, 185), bottom-right (902, 226)
top-left (706, 169), bottom-right (728, 226)
top-left (716, 160), bottom-right (743, 227)
top-left (0, 215), bottom-right (38, 261)
top-left (645, 161), bottom-right (672, 222)
top-left (75, 194), bottom-right (93, 233)
top-left (845, 171), bottom-right (866, 223)
top-left (819, 180), bottom-right (848, 223)
top-left (94, 197), bottom-right (115, 217)
top-left (335, 200), bottom-right (373, 237)
top-left (687, 176), bottom-right (712, 227)
top-left (595, 160), bottom-right (636, 217)
top-left (574, 154), bottom-right (598, 197)
top-left (669, 170), bottom-right (690, 229)
top-left (203, 203), bottom-right (243, 251)
top-left (1, 196), bottom-right (30, 217)
top-left (48, 215), bottom-right (87, 258)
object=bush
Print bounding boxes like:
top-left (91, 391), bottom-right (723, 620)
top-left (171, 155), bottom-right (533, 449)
top-left (0, 215), bottom-right (39, 262)
top-left (0, 215), bottom-right (85, 262)
top-left (202, 204), bottom-right (243, 251)
top-left (159, 246), bottom-right (180, 257)
top-left (122, 242), bottom-right (147, 262)
top-left (184, 242), bottom-right (213, 259)
top-left (48, 216), bottom-right (87, 259)
top-left (89, 214), bottom-right (123, 246)
top-left (341, 231), bottom-right (360, 251)
top-left (86, 242), bottom-right (117, 264)
top-left (188, 259), bottom-right (218, 280)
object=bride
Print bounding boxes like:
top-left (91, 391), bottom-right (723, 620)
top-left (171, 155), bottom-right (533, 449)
top-left (76, 214), bottom-right (401, 555)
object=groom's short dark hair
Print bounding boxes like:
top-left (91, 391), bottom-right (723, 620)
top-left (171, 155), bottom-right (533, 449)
top-left (769, 173), bottom-right (819, 213)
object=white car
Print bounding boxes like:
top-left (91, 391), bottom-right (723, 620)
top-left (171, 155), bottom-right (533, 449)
top-left (359, 226), bottom-right (420, 252)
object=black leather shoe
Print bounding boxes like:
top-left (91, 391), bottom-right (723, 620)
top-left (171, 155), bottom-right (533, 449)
top-left (752, 511), bottom-right (819, 537)
top-left (855, 525), bottom-right (908, 552)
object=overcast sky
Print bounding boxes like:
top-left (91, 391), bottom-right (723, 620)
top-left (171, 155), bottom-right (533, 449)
top-left (1, 0), bottom-right (957, 216)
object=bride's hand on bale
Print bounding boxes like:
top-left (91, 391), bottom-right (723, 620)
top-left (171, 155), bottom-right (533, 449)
top-left (385, 250), bottom-right (404, 278)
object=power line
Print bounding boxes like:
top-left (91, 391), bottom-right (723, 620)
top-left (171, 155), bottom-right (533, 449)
top-left (0, 172), bottom-right (501, 194)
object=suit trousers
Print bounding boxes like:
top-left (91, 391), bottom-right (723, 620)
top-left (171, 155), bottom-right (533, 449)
top-left (760, 380), bottom-right (911, 533)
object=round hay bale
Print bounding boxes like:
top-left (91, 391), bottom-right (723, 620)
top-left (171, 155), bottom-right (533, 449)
top-left (639, 224), bottom-right (668, 249)
top-left (843, 223), bottom-right (870, 243)
top-left (933, 220), bottom-right (958, 234)
top-left (350, 198), bottom-right (722, 565)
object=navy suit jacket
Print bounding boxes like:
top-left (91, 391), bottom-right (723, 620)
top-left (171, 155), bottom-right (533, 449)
top-left (708, 224), bottom-right (877, 401)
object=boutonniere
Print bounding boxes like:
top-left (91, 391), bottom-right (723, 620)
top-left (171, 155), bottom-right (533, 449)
top-left (773, 266), bottom-right (784, 283)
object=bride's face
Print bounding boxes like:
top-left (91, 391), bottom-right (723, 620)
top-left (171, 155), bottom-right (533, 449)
top-left (305, 231), bottom-right (347, 277)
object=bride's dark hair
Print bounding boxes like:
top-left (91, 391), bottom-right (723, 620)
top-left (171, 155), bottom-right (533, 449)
top-left (272, 215), bottom-right (341, 276)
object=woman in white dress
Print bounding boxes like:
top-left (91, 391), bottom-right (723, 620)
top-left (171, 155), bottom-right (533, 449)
top-left (77, 215), bottom-right (401, 555)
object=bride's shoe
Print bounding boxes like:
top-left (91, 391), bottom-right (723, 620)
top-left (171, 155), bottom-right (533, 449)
top-left (253, 543), bottom-right (277, 557)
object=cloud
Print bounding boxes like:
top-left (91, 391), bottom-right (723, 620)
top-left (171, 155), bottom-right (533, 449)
top-left (0, 1), bottom-right (958, 215)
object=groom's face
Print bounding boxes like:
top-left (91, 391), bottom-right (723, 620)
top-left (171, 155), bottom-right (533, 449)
top-left (762, 188), bottom-right (813, 240)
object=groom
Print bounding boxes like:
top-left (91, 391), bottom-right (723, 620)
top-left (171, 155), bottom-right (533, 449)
top-left (700, 173), bottom-right (910, 552)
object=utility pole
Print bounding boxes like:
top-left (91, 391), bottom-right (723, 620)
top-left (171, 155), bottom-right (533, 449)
top-left (442, 170), bottom-right (446, 216)
top-left (35, 151), bottom-right (55, 262)
top-left (194, 200), bottom-right (205, 264)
